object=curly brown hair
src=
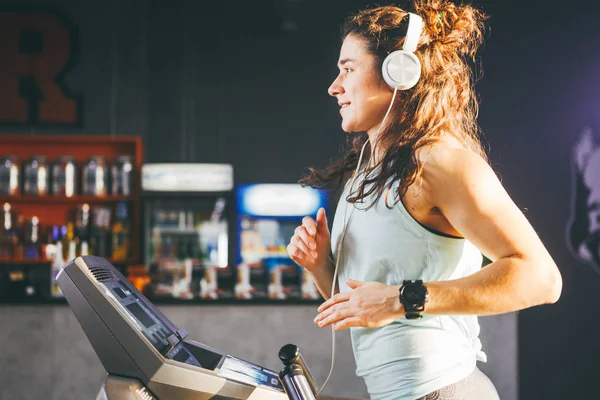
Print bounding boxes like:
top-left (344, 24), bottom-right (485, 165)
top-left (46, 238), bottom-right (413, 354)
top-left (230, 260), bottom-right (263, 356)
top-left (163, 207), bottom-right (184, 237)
top-left (301, 1), bottom-right (489, 209)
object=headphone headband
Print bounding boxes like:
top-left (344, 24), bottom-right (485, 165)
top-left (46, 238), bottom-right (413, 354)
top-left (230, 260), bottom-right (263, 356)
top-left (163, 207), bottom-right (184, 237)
top-left (403, 13), bottom-right (423, 53)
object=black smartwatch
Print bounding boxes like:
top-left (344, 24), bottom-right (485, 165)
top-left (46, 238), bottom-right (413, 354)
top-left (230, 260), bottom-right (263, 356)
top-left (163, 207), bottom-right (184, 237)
top-left (399, 280), bottom-right (429, 320)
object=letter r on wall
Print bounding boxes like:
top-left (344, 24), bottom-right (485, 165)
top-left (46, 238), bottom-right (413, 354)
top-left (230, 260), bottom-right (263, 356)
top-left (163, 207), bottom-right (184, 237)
top-left (0, 10), bottom-right (81, 125)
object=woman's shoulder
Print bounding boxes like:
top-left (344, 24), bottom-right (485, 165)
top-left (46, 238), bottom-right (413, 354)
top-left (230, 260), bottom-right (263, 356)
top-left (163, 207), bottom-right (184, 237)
top-left (410, 136), bottom-right (494, 209)
top-left (416, 136), bottom-right (489, 178)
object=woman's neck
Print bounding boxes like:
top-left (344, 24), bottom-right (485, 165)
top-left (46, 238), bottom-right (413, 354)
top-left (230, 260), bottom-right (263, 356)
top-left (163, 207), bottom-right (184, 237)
top-left (366, 122), bottom-right (385, 166)
top-left (365, 136), bottom-right (383, 168)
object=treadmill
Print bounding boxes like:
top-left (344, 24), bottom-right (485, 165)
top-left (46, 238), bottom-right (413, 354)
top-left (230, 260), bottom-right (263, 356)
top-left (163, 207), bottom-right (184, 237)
top-left (57, 256), bottom-right (316, 400)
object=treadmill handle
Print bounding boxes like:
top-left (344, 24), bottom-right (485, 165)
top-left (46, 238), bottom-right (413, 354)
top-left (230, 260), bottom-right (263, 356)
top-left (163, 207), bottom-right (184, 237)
top-left (278, 344), bottom-right (318, 400)
top-left (280, 364), bottom-right (317, 400)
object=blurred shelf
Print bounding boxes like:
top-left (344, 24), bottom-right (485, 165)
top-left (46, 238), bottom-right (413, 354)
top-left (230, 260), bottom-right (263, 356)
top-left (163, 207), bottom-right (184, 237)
top-left (0, 134), bottom-right (143, 264)
top-left (152, 227), bottom-right (198, 234)
top-left (0, 259), bottom-right (51, 265)
top-left (0, 297), bottom-right (323, 305)
top-left (0, 195), bottom-right (135, 204)
top-left (0, 298), bottom-right (70, 305)
top-left (146, 297), bottom-right (323, 306)
top-left (0, 258), bottom-right (137, 265)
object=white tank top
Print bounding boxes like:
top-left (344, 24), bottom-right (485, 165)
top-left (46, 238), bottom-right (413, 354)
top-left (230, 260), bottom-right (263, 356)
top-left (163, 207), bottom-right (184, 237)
top-left (331, 174), bottom-right (487, 400)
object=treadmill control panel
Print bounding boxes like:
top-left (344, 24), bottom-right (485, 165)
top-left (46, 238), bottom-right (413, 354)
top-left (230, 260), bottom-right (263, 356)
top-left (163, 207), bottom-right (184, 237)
top-left (72, 257), bottom-right (285, 394)
top-left (98, 278), bottom-right (203, 367)
top-left (103, 278), bottom-right (284, 392)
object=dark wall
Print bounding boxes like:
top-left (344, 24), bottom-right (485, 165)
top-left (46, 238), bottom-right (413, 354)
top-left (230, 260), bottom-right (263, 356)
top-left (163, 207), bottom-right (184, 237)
top-left (1, 0), bottom-right (600, 399)
top-left (475, 3), bottom-right (600, 399)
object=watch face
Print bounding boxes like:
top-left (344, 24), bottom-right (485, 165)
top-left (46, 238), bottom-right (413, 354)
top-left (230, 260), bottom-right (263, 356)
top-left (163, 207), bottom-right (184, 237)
top-left (403, 285), bottom-right (426, 305)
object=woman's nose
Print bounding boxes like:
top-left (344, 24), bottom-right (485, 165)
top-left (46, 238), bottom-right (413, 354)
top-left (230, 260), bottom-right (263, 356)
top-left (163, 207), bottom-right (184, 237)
top-left (328, 76), bottom-right (344, 97)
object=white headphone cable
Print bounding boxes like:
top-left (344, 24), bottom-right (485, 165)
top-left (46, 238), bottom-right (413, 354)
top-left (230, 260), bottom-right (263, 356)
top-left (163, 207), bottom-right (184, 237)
top-left (317, 86), bottom-right (398, 396)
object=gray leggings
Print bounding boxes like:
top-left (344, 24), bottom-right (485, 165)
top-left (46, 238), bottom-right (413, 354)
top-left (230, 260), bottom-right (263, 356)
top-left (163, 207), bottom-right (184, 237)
top-left (417, 367), bottom-right (500, 400)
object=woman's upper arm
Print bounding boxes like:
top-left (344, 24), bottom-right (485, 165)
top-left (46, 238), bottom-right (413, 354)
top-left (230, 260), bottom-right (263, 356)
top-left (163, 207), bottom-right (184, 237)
top-left (420, 145), bottom-right (555, 268)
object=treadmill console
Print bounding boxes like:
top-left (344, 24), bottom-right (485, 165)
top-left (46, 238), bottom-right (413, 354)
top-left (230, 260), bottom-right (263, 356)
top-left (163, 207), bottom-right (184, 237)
top-left (57, 256), bottom-right (286, 399)
top-left (97, 277), bottom-right (206, 368)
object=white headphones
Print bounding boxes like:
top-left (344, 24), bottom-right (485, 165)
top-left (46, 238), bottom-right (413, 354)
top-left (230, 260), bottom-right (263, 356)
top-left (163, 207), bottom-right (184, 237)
top-left (381, 12), bottom-right (424, 90)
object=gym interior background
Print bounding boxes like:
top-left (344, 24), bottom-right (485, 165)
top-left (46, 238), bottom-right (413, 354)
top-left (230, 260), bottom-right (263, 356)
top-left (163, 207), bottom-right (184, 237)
top-left (0, 0), bottom-right (598, 399)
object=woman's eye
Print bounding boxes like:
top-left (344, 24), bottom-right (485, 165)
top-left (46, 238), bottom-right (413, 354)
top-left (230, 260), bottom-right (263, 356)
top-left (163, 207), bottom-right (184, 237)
top-left (345, 68), bottom-right (352, 73)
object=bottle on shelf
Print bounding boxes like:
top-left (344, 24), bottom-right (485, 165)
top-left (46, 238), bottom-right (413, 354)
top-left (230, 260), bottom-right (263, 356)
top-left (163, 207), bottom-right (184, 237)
top-left (0, 155), bottom-right (20, 196)
top-left (23, 156), bottom-right (50, 196)
top-left (23, 216), bottom-right (41, 259)
top-left (170, 236), bottom-right (192, 299)
top-left (163, 236), bottom-right (173, 259)
top-left (63, 223), bottom-right (76, 258)
top-left (12, 212), bottom-right (25, 260)
top-left (200, 265), bottom-right (218, 300)
top-left (111, 155), bottom-right (133, 196)
top-left (51, 241), bottom-right (65, 298)
top-left (267, 245), bottom-right (286, 300)
top-left (67, 234), bottom-right (77, 262)
top-left (80, 241), bottom-right (89, 257)
top-left (90, 206), bottom-right (111, 258)
top-left (235, 262), bottom-right (253, 300)
top-left (186, 211), bottom-right (194, 230)
top-left (44, 225), bottom-right (60, 261)
top-left (0, 202), bottom-right (16, 259)
top-left (75, 203), bottom-right (91, 256)
top-left (60, 224), bottom-right (70, 260)
top-left (52, 156), bottom-right (77, 198)
top-left (150, 227), bottom-right (161, 261)
top-left (111, 201), bottom-right (130, 261)
top-left (178, 210), bottom-right (186, 231)
top-left (82, 156), bottom-right (108, 197)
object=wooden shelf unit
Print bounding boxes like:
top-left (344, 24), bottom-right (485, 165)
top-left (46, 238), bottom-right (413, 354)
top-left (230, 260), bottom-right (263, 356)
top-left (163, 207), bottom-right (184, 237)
top-left (0, 195), bottom-right (135, 204)
top-left (0, 134), bottom-right (143, 265)
top-left (0, 258), bottom-right (137, 265)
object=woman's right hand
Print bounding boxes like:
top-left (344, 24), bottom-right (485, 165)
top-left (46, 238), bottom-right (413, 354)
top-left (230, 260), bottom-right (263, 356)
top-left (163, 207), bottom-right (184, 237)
top-left (287, 207), bottom-right (331, 274)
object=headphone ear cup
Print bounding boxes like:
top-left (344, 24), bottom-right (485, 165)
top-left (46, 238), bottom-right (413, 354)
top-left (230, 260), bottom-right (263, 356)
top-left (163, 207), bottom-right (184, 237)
top-left (382, 50), bottom-right (421, 90)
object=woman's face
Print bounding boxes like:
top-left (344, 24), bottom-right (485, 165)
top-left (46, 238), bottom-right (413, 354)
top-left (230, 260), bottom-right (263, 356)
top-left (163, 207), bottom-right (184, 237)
top-left (328, 34), bottom-right (393, 136)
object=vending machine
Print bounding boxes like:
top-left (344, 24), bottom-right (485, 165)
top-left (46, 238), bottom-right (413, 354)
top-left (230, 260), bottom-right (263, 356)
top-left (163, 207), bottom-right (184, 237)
top-left (141, 164), bottom-right (235, 301)
top-left (235, 184), bottom-right (328, 301)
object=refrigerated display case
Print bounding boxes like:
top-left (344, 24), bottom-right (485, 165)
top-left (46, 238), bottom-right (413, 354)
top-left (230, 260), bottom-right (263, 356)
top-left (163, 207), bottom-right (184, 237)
top-left (235, 184), bottom-right (328, 302)
top-left (141, 164), bottom-right (235, 301)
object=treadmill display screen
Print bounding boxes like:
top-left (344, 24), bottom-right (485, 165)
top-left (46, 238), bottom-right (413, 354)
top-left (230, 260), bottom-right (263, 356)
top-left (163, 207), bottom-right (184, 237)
top-left (219, 356), bottom-right (284, 392)
top-left (126, 302), bottom-right (155, 329)
top-left (96, 278), bottom-right (176, 354)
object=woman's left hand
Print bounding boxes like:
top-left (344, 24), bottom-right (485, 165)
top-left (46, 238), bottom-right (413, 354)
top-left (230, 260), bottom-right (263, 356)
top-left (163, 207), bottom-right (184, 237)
top-left (314, 278), bottom-right (405, 330)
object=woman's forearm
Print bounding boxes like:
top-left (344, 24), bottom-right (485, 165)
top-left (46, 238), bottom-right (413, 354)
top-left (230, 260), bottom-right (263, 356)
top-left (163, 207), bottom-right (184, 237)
top-left (307, 259), bottom-right (338, 300)
top-left (412, 254), bottom-right (562, 316)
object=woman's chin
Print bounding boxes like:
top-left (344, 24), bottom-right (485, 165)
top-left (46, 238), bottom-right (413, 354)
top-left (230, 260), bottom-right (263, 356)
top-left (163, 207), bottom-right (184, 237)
top-left (341, 121), bottom-right (357, 133)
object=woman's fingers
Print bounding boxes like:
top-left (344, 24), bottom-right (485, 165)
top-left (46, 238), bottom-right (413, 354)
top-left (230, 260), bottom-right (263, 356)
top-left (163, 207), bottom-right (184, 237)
top-left (287, 217), bottom-right (323, 269)
top-left (294, 226), bottom-right (318, 257)
top-left (287, 242), bottom-right (315, 266)
top-left (302, 216), bottom-right (318, 236)
top-left (287, 243), bottom-right (305, 261)
top-left (315, 305), bottom-right (351, 327)
top-left (317, 291), bottom-right (352, 312)
top-left (333, 317), bottom-right (362, 331)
